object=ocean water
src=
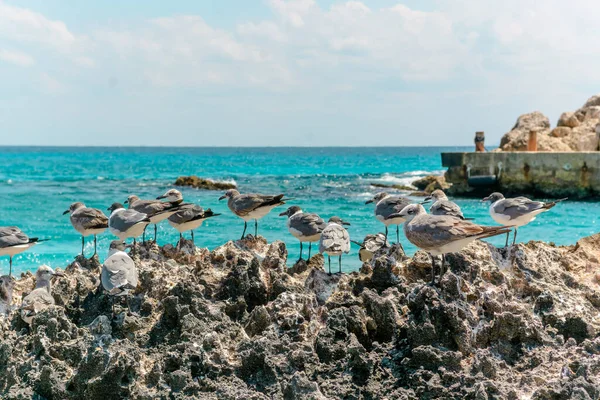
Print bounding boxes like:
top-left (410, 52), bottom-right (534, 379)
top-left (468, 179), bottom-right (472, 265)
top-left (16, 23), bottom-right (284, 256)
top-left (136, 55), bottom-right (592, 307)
top-left (0, 146), bottom-right (597, 275)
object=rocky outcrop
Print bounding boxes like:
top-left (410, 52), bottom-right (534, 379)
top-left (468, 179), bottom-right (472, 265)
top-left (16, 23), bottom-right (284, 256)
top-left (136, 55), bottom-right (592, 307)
top-left (498, 95), bottom-right (600, 152)
top-left (411, 175), bottom-right (450, 194)
top-left (175, 176), bottom-right (236, 190)
top-left (1, 235), bottom-right (599, 399)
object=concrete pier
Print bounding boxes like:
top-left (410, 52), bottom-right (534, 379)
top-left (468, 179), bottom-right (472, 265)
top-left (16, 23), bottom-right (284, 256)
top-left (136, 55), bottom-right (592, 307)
top-left (442, 151), bottom-right (600, 198)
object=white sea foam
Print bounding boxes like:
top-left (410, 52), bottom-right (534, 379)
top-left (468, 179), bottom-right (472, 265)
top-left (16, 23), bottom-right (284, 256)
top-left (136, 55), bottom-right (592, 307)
top-left (97, 176), bottom-right (105, 180)
top-left (368, 170), bottom-right (445, 188)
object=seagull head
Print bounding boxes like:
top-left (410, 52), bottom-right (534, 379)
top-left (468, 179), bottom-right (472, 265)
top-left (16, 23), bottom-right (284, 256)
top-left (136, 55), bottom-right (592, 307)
top-left (398, 203), bottom-right (426, 222)
top-left (36, 265), bottom-right (63, 281)
top-left (482, 192), bottom-right (504, 203)
top-left (279, 205), bottom-right (302, 217)
top-left (365, 192), bottom-right (388, 205)
top-left (124, 195), bottom-right (139, 206)
top-left (424, 189), bottom-right (448, 203)
top-left (328, 216), bottom-right (351, 226)
top-left (63, 202), bottom-right (85, 215)
top-left (0, 275), bottom-right (15, 290)
top-left (219, 189), bottom-right (240, 201)
top-left (157, 189), bottom-right (183, 203)
top-left (108, 240), bottom-right (130, 252)
top-left (107, 202), bottom-right (125, 213)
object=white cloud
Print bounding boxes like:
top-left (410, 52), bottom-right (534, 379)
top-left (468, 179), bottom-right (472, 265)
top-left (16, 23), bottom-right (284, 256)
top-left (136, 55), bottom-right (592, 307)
top-left (0, 48), bottom-right (34, 66)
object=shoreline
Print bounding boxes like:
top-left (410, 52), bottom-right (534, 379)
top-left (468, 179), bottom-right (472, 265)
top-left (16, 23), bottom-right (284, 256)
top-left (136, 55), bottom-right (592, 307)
top-left (2, 235), bottom-right (599, 399)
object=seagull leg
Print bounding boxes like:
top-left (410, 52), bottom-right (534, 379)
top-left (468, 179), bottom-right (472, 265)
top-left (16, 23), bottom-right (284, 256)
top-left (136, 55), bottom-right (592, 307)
top-left (142, 226), bottom-right (146, 243)
top-left (512, 228), bottom-right (518, 246)
top-left (154, 224), bottom-right (158, 243)
top-left (328, 256), bottom-right (331, 275)
top-left (505, 231), bottom-right (509, 248)
top-left (177, 233), bottom-right (182, 249)
top-left (308, 243), bottom-right (312, 259)
top-left (93, 235), bottom-right (98, 257)
top-left (9, 256), bottom-right (13, 277)
top-left (385, 226), bottom-right (388, 242)
top-left (338, 255), bottom-right (342, 274)
top-left (81, 235), bottom-right (85, 257)
top-left (241, 222), bottom-right (247, 240)
top-left (396, 225), bottom-right (400, 244)
top-left (191, 230), bottom-right (195, 245)
top-left (299, 241), bottom-right (303, 261)
top-left (254, 219), bottom-right (258, 237)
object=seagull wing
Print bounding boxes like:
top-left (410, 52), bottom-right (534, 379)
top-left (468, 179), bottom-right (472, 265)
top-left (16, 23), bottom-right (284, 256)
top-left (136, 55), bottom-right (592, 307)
top-left (232, 193), bottom-right (285, 215)
top-left (319, 224), bottom-right (350, 253)
top-left (377, 196), bottom-right (412, 219)
top-left (494, 197), bottom-right (545, 220)
top-left (431, 200), bottom-right (466, 219)
top-left (73, 207), bottom-right (109, 230)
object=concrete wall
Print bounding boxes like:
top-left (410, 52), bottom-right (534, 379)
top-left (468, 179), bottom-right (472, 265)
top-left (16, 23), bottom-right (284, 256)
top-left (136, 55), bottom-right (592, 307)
top-left (442, 152), bottom-right (600, 198)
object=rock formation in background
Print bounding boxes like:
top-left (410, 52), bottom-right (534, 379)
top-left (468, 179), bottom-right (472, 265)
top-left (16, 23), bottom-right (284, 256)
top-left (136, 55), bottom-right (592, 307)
top-left (497, 94), bottom-right (600, 151)
top-left (0, 235), bottom-right (599, 399)
top-left (175, 176), bottom-right (237, 190)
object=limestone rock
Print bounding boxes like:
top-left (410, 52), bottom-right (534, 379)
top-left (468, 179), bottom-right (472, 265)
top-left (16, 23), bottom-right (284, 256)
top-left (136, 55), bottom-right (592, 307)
top-left (558, 112), bottom-right (580, 128)
top-left (1, 234), bottom-right (600, 399)
top-left (174, 175), bottom-right (236, 190)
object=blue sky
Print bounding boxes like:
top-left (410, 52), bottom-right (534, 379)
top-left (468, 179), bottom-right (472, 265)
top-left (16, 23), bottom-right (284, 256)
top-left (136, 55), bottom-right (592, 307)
top-left (1, 0), bottom-right (599, 146)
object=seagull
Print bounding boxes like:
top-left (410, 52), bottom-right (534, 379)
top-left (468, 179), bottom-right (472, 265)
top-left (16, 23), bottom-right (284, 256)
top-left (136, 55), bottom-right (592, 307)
top-left (125, 189), bottom-right (187, 242)
top-left (423, 190), bottom-right (470, 220)
top-left (219, 189), bottom-right (288, 239)
top-left (279, 206), bottom-right (327, 260)
top-left (107, 203), bottom-right (151, 247)
top-left (483, 192), bottom-right (567, 247)
top-left (0, 227), bottom-right (46, 277)
top-left (102, 241), bottom-right (138, 315)
top-left (351, 233), bottom-right (389, 263)
top-left (20, 265), bottom-right (63, 324)
top-left (168, 204), bottom-right (221, 248)
top-left (0, 275), bottom-right (14, 315)
top-left (63, 202), bottom-right (109, 257)
top-left (398, 204), bottom-right (510, 284)
top-left (365, 192), bottom-right (411, 245)
top-left (319, 216), bottom-right (351, 274)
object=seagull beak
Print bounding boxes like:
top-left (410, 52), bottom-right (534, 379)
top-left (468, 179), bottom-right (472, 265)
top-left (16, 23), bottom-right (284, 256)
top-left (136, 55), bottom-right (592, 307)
top-left (124, 200), bottom-right (128, 204)
top-left (365, 199), bottom-right (373, 204)
top-left (62, 210), bottom-right (70, 215)
top-left (156, 195), bottom-right (166, 200)
top-left (124, 244), bottom-right (133, 249)
top-left (279, 211), bottom-right (287, 216)
top-left (422, 196), bottom-right (432, 203)
top-left (218, 195), bottom-right (226, 201)
top-left (341, 220), bottom-right (351, 226)
top-left (482, 196), bottom-right (490, 202)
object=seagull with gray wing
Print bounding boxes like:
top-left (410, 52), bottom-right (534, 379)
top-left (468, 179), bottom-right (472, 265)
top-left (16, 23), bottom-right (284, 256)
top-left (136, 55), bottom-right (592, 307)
top-left (483, 192), bottom-right (566, 247)
top-left (107, 203), bottom-right (151, 248)
top-left (64, 202), bottom-right (109, 257)
top-left (365, 192), bottom-right (411, 246)
top-left (351, 233), bottom-right (389, 263)
top-left (219, 189), bottom-right (288, 239)
top-left (125, 188), bottom-right (187, 242)
top-left (0, 227), bottom-right (47, 277)
top-left (280, 206), bottom-right (326, 260)
top-left (0, 275), bottom-right (14, 315)
top-left (423, 190), bottom-right (470, 220)
top-left (20, 265), bottom-right (63, 324)
top-left (319, 216), bottom-right (351, 274)
top-left (168, 204), bottom-right (221, 248)
top-left (397, 204), bottom-right (510, 284)
top-left (102, 241), bottom-right (138, 315)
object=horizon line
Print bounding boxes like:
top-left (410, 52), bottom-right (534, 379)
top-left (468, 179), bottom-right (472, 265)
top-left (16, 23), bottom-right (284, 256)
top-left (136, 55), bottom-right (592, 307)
top-left (0, 144), bottom-right (489, 149)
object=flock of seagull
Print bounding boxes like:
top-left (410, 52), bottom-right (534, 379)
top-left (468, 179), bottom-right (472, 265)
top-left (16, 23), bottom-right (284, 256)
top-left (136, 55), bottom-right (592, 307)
top-left (0, 186), bottom-right (565, 322)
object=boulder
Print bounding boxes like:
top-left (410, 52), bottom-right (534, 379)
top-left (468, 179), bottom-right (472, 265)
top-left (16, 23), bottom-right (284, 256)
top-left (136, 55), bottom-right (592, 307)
top-left (412, 175), bottom-right (450, 193)
top-left (174, 175), bottom-right (236, 190)
top-left (498, 94), bottom-right (600, 152)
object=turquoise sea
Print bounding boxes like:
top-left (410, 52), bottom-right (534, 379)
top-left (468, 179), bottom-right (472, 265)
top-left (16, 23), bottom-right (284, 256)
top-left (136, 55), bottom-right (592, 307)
top-left (0, 146), bottom-right (597, 275)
